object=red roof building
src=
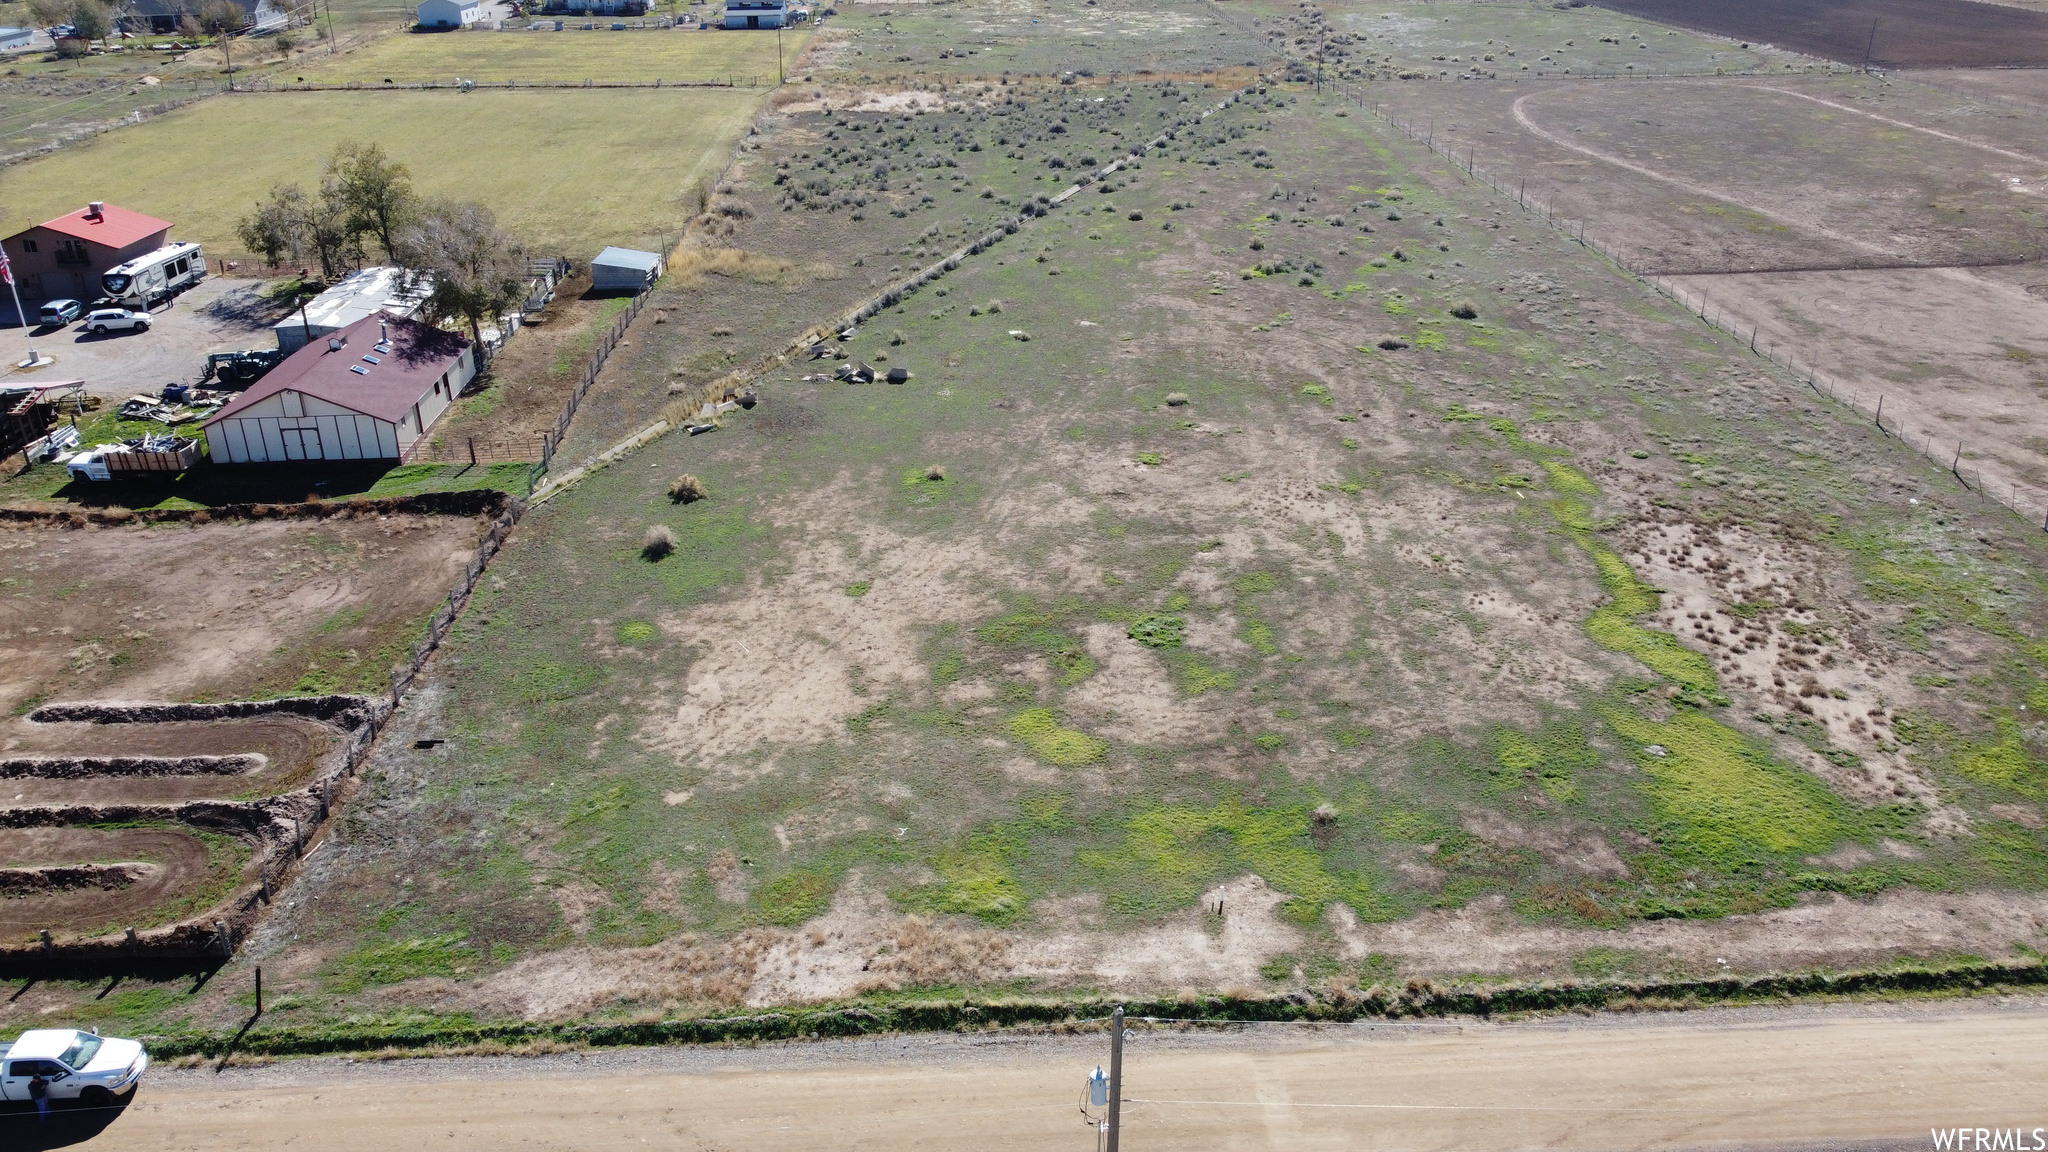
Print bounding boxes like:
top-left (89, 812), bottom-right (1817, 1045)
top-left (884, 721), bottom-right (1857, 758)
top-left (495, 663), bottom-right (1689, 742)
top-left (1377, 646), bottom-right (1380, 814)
top-left (1, 202), bottom-right (174, 306)
top-left (205, 312), bottom-right (475, 464)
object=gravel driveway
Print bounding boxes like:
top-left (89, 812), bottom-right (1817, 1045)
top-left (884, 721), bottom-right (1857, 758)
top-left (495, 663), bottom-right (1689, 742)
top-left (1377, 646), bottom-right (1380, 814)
top-left (1, 277), bottom-right (286, 399)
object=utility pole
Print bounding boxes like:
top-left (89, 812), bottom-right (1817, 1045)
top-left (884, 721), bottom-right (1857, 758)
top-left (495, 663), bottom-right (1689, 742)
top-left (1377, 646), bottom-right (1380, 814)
top-left (1862, 18), bottom-right (1880, 72)
top-left (1107, 1006), bottom-right (1125, 1152)
top-left (777, 19), bottom-right (783, 85)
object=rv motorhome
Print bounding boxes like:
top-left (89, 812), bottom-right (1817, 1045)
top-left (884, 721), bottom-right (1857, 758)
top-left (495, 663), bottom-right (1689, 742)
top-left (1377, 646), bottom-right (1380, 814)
top-left (100, 241), bottom-right (205, 309)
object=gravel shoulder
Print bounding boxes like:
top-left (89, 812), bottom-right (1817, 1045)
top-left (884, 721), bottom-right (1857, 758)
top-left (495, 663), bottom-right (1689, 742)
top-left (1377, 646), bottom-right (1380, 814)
top-left (70, 996), bottom-right (2048, 1151)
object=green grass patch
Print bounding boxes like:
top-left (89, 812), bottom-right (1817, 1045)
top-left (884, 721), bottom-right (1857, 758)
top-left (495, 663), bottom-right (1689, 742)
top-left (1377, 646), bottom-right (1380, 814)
top-left (1603, 705), bottom-right (1854, 867)
top-left (1126, 614), bottom-right (1186, 648)
top-left (324, 934), bottom-right (481, 994)
top-left (1009, 708), bottom-right (1107, 765)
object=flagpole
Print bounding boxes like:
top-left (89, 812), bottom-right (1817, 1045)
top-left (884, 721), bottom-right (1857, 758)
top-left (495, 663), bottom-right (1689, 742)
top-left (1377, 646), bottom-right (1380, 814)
top-left (1, 251), bottom-right (41, 369)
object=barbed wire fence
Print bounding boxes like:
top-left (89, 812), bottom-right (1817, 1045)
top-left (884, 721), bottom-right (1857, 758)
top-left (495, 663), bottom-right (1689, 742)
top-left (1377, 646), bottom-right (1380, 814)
top-left (1333, 80), bottom-right (2048, 532)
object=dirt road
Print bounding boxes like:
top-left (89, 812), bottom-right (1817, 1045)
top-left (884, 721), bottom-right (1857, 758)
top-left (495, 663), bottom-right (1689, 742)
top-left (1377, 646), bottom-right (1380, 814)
top-left (14, 998), bottom-right (2045, 1150)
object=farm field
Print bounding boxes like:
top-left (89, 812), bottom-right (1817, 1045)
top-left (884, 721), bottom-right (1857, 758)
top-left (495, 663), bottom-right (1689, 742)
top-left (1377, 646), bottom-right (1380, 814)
top-left (0, 88), bottom-right (761, 265)
top-left (4, 0), bottom-right (2046, 1059)
top-left (289, 24), bottom-right (810, 86)
top-left (803, 0), bottom-right (1268, 82)
top-left (1371, 65), bottom-right (2048, 531)
top-left (1592, 0), bottom-right (2048, 69)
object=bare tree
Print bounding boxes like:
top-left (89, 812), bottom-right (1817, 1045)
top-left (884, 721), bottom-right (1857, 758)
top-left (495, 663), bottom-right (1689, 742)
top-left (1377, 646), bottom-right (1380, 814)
top-left (397, 200), bottom-right (529, 347)
top-left (236, 183), bottom-right (309, 269)
top-left (328, 141), bottom-right (418, 264)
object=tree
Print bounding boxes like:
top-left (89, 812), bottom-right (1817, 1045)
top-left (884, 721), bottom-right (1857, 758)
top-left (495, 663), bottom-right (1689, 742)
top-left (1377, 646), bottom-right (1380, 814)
top-left (28, 0), bottom-right (68, 26)
top-left (236, 183), bottom-right (309, 269)
top-left (397, 200), bottom-right (529, 347)
top-left (66, 0), bottom-right (113, 43)
top-left (196, 0), bottom-right (243, 87)
top-left (306, 174), bottom-right (358, 279)
top-left (232, 178), bottom-right (355, 277)
top-left (328, 142), bottom-right (418, 264)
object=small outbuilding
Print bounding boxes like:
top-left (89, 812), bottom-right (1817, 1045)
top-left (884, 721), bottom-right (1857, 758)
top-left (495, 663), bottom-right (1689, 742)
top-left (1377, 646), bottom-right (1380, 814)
top-left (416, 0), bottom-right (483, 27)
top-left (590, 246), bottom-right (665, 293)
top-left (206, 312), bottom-right (475, 464)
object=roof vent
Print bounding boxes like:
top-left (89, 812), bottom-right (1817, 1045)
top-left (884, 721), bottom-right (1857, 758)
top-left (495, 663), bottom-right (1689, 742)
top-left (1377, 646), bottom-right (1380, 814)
top-left (380, 320), bottom-right (389, 344)
top-left (86, 201), bottom-right (104, 220)
top-left (328, 336), bottom-right (346, 352)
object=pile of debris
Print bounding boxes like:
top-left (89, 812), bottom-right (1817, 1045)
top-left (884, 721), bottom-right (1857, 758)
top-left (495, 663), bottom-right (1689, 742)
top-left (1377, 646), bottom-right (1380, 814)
top-left (118, 386), bottom-right (232, 426)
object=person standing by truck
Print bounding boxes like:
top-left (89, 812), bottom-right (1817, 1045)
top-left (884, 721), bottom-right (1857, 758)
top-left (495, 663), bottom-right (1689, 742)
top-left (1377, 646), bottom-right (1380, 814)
top-left (28, 1072), bottom-right (48, 1120)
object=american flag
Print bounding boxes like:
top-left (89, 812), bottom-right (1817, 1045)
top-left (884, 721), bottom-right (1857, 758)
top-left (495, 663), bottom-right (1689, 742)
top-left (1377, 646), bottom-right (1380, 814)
top-left (0, 247), bottom-right (11, 286)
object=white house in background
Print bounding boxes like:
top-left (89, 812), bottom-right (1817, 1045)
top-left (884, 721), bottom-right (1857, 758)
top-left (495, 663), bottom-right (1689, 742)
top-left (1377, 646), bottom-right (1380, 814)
top-left (724, 0), bottom-right (786, 28)
top-left (416, 0), bottom-right (483, 28)
top-left (206, 312), bottom-right (475, 463)
top-left (272, 266), bottom-right (432, 352)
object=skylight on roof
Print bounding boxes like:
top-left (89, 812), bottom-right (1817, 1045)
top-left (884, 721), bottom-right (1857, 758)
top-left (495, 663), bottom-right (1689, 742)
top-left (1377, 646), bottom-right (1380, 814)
top-left (374, 342), bottom-right (392, 353)
top-left (349, 364), bottom-right (370, 375)
top-left (362, 354), bottom-right (382, 364)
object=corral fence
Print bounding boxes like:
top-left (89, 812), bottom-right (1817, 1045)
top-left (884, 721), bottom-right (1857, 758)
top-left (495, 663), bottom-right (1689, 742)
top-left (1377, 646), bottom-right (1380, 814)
top-left (1335, 80), bottom-right (2048, 534)
top-left (523, 289), bottom-right (650, 492)
top-left (401, 435), bottom-right (546, 465)
top-left (387, 496), bottom-right (525, 708)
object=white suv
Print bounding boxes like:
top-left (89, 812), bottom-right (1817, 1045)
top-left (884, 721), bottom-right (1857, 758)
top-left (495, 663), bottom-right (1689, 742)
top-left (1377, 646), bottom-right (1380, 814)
top-left (83, 307), bottom-right (151, 334)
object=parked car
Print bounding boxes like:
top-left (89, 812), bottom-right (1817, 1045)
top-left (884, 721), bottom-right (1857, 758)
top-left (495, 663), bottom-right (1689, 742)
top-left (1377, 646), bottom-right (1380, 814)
top-left (37, 299), bottom-right (83, 326)
top-left (82, 307), bottom-right (150, 334)
top-left (0, 1029), bottom-right (149, 1107)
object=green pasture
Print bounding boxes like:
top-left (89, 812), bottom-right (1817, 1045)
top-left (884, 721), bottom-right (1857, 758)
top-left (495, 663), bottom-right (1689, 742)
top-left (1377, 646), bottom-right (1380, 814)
top-left (0, 88), bottom-right (760, 262)
top-left (290, 23), bottom-right (808, 85)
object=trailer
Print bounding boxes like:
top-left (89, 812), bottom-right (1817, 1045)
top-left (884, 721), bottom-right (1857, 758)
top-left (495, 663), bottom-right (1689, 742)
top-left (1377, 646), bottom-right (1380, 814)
top-left (101, 241), bottom-right (205, 310)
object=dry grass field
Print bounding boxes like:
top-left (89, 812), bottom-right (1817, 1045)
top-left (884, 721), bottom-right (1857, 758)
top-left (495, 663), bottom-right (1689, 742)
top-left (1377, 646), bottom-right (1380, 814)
top-left (289, 24), bottom-right (809, 86)
top-left (3, 0), bottom-right (2047, 1047)
top-left (0, 88), bottom-right (761, 264)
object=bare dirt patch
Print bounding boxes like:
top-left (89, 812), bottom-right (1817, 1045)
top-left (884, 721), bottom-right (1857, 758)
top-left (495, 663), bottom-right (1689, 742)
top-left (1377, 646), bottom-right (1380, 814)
top-left (0, 513), bottom-right (489, 711)
top-left (432, 268), bottom-right (618, 458)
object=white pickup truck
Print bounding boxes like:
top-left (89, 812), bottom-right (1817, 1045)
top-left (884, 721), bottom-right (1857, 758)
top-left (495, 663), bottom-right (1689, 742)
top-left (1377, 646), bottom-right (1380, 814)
top-left (0, 1029), bottom-right (149, 1107)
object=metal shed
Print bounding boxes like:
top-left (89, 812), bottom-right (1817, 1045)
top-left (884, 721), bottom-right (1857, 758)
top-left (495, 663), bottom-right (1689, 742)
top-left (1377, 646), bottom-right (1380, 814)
top-left (590, 247), bottom-right (665, 293)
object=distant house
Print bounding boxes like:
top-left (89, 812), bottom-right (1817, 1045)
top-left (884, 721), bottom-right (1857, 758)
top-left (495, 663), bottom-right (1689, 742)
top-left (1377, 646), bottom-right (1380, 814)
top-left (121, 0), bottom-right (290, 34)
top-left (540, 0), bottom-right (646, 15)
top-left (272, 266), bottom-right (432, 352)
top-left (724, 0), bottom-right (785, 28)
top-left (589, 246), bottom-right (664, 293)
top-left (205, 312), bottom-right (475, 464)
top-left (416, 0), bottom-right (483, 28)
top-left (0, 202), bottom-right (173, 305)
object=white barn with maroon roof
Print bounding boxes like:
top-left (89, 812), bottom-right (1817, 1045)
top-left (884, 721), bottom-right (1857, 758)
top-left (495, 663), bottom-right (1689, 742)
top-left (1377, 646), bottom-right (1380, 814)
top-left (204, 312), bottom-right (474, 464)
